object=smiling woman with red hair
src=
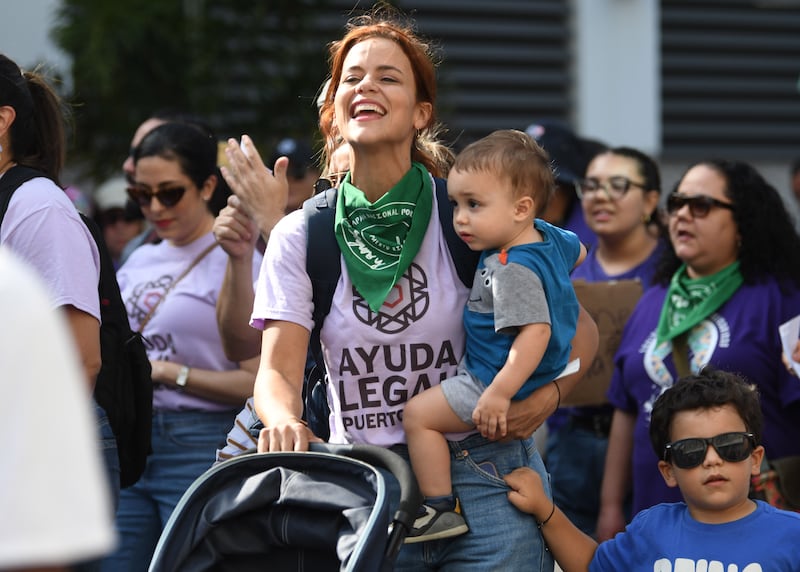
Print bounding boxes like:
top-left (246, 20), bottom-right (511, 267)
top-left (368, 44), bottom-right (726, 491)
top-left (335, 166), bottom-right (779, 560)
top-left (246, 5), bottom-right (597, 569)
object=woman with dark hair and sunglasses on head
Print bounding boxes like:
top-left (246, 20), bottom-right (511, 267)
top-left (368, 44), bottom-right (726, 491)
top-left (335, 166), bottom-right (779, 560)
top-left (545, 146), bottom-right (667, 539)
top-left (596, 159), bottom-right (800, 541)
top-left (105, 122), bottom-right (262, 571)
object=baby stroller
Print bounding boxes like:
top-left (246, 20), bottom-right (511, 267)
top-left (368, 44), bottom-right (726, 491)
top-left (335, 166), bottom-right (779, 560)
top-left (148, 443), bottom-right (422, 572)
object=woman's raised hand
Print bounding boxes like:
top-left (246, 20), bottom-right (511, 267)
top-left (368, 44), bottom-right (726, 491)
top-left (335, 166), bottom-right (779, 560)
top-left (221, 134), bottom-right (289, 238)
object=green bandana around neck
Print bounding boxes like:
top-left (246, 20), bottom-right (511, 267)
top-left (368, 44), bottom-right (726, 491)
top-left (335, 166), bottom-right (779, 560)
top-left (655, 261), bottom-right (743, 345)
top-left (334, 162), bottom-right (433, 312)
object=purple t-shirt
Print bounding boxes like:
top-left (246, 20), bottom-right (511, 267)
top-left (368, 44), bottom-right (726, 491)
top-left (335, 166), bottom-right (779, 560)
top-left (564, 202), bottom-right (596, 252)
top-left (570, 242), bottom-right (663, 287)
top-left (608, 278), bottom-right (800, 514)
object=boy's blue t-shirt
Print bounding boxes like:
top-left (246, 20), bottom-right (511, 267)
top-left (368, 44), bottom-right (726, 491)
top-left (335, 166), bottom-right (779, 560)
top-left (591, 500), bottom-right (800, 571)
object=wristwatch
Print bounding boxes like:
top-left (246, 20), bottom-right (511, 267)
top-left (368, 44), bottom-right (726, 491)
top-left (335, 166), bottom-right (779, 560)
top-left (176, 365), bottom-right (190, 388)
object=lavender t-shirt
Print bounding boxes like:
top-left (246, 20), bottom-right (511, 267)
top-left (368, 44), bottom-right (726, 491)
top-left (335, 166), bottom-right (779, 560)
top-left (118, 231), bottom-right (262, 412)
top-left (252, 185), bottom-right (471, 447)
top-left (0, 175), bottom-right (100, 319)
top-left (608, 279), bottom-right (800, 514)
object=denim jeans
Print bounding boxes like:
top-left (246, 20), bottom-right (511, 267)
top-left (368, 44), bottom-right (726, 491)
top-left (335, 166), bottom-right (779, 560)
top-left (545, 421), bottom-right (609, 538)
top-left (74, 402), bottom-right (120, 572)
top-left (101, 409), bottom-right (236, 572)
top-left (392, 433), bottom-right (553, 571)
top-left (96, 402), bottom-right (121, 511)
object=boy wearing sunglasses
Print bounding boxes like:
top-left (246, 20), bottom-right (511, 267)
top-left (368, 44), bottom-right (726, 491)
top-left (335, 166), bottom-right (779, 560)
top-left (504, 367), bottom-right (800, 571)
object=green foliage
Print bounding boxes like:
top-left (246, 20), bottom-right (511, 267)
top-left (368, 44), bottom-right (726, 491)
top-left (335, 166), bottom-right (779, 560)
top-left (52, 0), bottom-right (333, 180)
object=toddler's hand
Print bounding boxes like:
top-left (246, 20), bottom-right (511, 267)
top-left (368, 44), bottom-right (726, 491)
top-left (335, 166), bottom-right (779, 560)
top-left (472, 389), bottom-right (510, 439)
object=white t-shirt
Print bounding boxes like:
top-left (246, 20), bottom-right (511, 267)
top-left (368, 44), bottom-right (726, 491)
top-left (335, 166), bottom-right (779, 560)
top-left (252, 184), bottom-right (471, 446)
top-left (0, 248), bottom-right (115, 567)
top-left (0, 174), bottom-right (100, 319)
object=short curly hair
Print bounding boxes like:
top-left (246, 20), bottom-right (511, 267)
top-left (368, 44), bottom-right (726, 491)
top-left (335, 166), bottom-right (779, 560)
top-left (649, 366), bottom-right (763, 461)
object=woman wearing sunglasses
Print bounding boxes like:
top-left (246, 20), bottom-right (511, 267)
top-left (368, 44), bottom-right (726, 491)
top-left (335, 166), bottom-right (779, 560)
top-left (105, 122), bottom-right (262, 571)
top-left (545, 146), bottom-right (666, 539)
top-left (596, 159), bottom-right (800, 541)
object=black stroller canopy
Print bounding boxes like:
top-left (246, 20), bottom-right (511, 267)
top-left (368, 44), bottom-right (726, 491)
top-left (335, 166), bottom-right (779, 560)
top-left (149, 444), bottom-right (421, 572)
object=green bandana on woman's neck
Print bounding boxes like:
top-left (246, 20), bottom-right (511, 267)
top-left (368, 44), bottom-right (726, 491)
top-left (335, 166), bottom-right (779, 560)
top-left (334, 162), bottom-right (433, 312)
top-left (655, 261), bottom-right (743, 345)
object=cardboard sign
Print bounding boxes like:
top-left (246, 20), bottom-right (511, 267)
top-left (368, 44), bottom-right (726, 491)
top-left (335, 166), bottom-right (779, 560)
top-left (562, 279), bottom-right (644, 407)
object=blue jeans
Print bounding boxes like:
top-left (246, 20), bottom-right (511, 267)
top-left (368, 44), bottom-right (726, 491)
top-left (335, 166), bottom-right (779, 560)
top-left (96, 402), bottom-right (121, 512)
top-left (392, 434), bottom-right (553, 571)
top-left (545, 420), bottom-right (609, 538)
top-left (74, 402), bottom-right (120, 572)
top-left (101, 409), bottom-right (236, 572)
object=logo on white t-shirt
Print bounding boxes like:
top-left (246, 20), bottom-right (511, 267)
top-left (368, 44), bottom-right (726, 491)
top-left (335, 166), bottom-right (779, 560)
top-left (352, 263), bottom-right (430, 334)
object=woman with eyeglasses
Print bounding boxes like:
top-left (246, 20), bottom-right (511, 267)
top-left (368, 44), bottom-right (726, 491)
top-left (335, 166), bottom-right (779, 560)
top-left (596, 159), bottom-right (800, 541)
top-left (105, 122), bottom-right (262, 571)
top-left (544, 146), bottom-right (666, 539)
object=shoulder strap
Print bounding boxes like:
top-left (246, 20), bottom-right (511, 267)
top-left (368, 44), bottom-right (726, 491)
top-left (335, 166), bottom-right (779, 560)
top-left (136, 241), bottom-right (219, 333)
top-left (433, 177), bottom-right (479, 288)
top-left (304, 187), bottom-right (340, 360)
top-left (672, 331), bottom-right (691, 378)
top-left (0, 165), bottom-right (46, 229)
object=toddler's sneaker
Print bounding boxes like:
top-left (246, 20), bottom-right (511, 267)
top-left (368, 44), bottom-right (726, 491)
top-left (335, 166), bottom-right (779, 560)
top-left (405, 499), bottom-right (469, 543)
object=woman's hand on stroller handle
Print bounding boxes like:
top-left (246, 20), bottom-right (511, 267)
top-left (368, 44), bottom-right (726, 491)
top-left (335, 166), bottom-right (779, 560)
top-left (257, 417), bottom-right (324, 452)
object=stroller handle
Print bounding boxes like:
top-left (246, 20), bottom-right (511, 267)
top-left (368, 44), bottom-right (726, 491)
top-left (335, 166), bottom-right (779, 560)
top-left (308, 442), bottom-right (422, 559)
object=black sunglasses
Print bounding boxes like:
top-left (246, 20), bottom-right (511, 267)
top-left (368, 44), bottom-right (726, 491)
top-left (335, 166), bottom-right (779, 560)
top-left (312, 171), bottom-right (348, 195)
top-left (576, 176), bottom-right (647, 200)
top-left (313, 178), bottom-right (334, 195)
top-left (663, 432), bottom-right (755, 469)
top-left (126, 186), bottom-right (187, 209)
top-left (666, 192), bottom-right (735, 219)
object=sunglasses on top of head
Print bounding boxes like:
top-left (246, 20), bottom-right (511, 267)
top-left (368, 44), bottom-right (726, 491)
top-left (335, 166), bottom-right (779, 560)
top-left (312, 171), bottom-right (348, 195)
top-left (666, 192), bottom-right (735, 219)
top-left (663, 431), bottom-right (756, 469)
top-left (126, 185), bottom-right (187, 209)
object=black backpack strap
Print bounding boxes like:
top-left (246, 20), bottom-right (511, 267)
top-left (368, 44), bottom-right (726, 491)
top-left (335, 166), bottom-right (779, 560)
top-left (302, 188), bottom-right (340, 439)
top-left (304, 187), bottom-right (341, 357)
top-left (433, 177), bottom-right (479, 288)
top-left (0, 165), bottom-right (46, 228)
